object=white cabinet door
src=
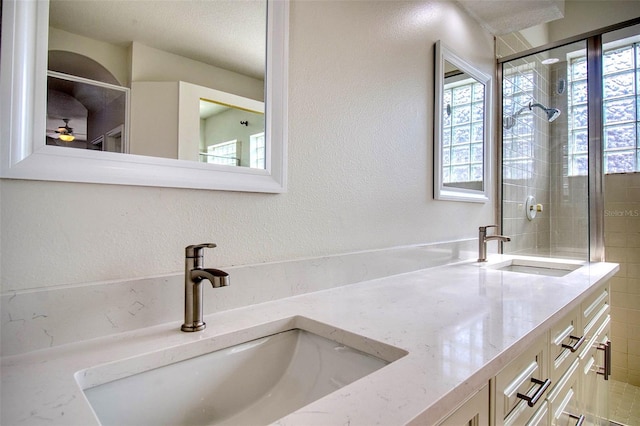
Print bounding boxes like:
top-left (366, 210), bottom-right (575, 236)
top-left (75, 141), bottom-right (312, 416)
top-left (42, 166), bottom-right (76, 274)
top-left (580, 284), bottom-right (611, 426)
top-left (437, 384), bottom-right (489, 426)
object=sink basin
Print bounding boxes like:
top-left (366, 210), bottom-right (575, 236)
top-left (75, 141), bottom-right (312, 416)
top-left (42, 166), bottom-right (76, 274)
top-left (75, 318), bottom-right (406, 426)
top-left (487, 257), bottom-right (583, 277)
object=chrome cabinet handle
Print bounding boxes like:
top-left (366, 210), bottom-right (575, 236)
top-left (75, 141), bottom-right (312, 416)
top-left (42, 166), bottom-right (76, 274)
top-left (517, 378), bottom-right (551, 407)
top-left (596, 340), bottom-right (611, 380)
top-left (562, 335), bottom-right (586, 352)
top-left (565, 413), bottom-right (585, 426)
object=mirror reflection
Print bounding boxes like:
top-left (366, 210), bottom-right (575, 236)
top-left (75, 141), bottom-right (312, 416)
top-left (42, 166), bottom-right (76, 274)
top-left (434, 40), bottom-right (491, 203)
top-left (46, 0), bottom-right (266, 167)
top-left (441, 61), bottom-right (485, 191)
top-left (199, 99), bottom-right (265, 168)
top-left (47, 71), bottom-right (128, 153)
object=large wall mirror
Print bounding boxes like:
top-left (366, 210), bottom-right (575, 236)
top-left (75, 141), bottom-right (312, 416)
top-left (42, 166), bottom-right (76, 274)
top-left (0, 0), bottom-right (288, 192)
top-left (434, 41), bottom-right (491, 202)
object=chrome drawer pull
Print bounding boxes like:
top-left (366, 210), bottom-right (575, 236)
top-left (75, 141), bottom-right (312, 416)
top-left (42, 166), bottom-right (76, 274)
top-left (517, 378), bottom-right (551, 407)
top-left (566, 413), bottom-right (585, 426)
top-left (596, 340), bottom-right (612, 380)
top-left (562, 335), bottom-right (585, 352)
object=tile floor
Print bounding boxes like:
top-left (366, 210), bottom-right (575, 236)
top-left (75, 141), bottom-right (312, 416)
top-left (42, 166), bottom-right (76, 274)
top-left (610, 380), bottom-right (640, 425)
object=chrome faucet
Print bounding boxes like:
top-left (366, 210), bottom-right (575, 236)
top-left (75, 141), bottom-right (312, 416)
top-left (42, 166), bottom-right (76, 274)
top-left (478, 225), bottom-right (511, 262)
top-left (181, 243), bottom-right (230, 332)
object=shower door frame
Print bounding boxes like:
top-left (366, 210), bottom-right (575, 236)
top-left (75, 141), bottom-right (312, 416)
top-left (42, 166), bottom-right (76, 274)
top-left (497, 17), bottom-right (640, 262)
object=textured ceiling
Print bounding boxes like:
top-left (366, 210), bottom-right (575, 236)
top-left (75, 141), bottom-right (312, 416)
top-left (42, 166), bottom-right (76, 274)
top-left (456, 0), bottom-right (565, 35)
top-left (48, 0), bottom-right (267, 80)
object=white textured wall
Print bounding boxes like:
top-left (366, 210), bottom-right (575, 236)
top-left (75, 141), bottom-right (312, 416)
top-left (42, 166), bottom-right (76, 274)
top-left (0, 1), bottom-right (495, 293)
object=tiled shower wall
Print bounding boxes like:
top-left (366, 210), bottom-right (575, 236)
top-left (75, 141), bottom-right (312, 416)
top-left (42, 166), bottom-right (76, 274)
top-left (606, 172), bottom-right (640, 386)
top-left (501, 53), bottom-right (552, 255)
top-left (499, 37), bottom-right (589, 259)
top-left (548, 60), bottom-right (589, 258)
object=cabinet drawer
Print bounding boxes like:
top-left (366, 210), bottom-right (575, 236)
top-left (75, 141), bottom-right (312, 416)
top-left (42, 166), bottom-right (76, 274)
top-left (549, 307), bottom-right (582, 385)
top-left (547, 359), bottom-right (582, 426)
top-left (580, 315), bottom-right (611, 425)
top-left (580, 314), bottom-right (611, 374)
top-left (495, 334), bottom-right (550, 426)
top-left (579, 286), bottom-right (610, 360)
top-left (436, 384), bottom-right (489, 425)
top-left (525, 401), bottom-right (549, 426)
top-left (581, 284), bottom-right (609, 335)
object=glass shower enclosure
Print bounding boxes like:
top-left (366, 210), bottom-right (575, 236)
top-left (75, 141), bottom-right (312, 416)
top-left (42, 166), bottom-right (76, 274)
top-left (499, 21), bottom-right (640, 262)
top-left (501, 40), bottom-right (590, 260)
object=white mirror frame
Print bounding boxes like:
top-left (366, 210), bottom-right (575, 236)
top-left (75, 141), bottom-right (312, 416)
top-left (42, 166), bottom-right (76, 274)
top-left (433, 40), bottom-right (491, 203)
top-left (0, 0), bottom-right (288, 193)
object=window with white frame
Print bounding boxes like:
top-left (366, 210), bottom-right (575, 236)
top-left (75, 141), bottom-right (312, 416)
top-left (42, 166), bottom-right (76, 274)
top-left (442, 77), bottom-right (485, 184)
top-left (501, 65), bottom-right (536, 180)
top-left (206, 140), bottom-right (239, 166)
top-left (249, 132), bottom-right (265, 169)
top-left (568, 38), bottom-right (640, 175)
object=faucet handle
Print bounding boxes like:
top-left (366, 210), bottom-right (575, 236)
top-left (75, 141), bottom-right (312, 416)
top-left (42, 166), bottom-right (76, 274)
top-left (479, 225), bottom-right (498, 231)
top-left (186, 243), bottom-right (217, 258)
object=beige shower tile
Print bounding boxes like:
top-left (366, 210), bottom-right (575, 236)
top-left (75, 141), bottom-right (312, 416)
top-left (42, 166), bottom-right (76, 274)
top-left (612, 306), bottom-right (629, 322)
top-left (607, 247), bottom-right (629, 263)
top-left (614, 349), bottom-right (629, 367)
top-left (611, 277), bottom-right (629, 293)
top-left (628, 233), bottom-right (640, 248)
top-left (629, 339), bottom-right (640, 356)
top-left (628, 309), bottom-right (640, 326)
top-left (628, 219), bottom-right (640, 233)
top-left (628, 263), bottom-right (640, 279)
top-left (625, 293), bottom-right (640, 311)
top-left (612, 368), bottom-right (628, 382)
top-left (628, 323), bottom-right (640, 338)
top-left (628, 278), bottom-right (640, 294)
top-left (606, 178), bottom-right (630, 201)
top-left (607, 232), bottom-right (629, 247)
top-left (606, 216), bottom-right (628, 232)
top-left (629, 354), bottom-right (640, 371)
top-left (612, 291), bottom-right (631, 309)
top-left (628, 186), bottom-right (640, 200)
top-left (613, 320), bottom-right (629, 339)
top-left (627, 247), bottom-right (640, 262)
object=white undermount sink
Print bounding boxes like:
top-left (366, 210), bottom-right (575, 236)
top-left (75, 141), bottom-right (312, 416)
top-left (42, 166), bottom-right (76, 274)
top-left (75, 317), bottom-right (406, 426)
top-left (486, 257), bottom-right (584, 277)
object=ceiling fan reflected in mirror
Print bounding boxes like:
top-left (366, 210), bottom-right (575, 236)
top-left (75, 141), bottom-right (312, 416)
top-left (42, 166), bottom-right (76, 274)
top-left (56, 118), bottom-right (75, 142)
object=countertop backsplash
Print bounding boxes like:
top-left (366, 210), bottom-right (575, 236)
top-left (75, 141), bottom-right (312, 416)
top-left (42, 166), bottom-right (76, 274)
top-left (1, 239), bottom-right (476, 356)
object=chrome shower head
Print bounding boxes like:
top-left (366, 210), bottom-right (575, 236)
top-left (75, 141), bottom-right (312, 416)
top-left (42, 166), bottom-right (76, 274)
top-left (503, 104), bottom-right (528, 130)
top-left (503, 115), bottom-right (517, 130)
top-left (503, 101), bottom-right (562, 130)
top-left (546, 108), bottom-right (561, 122)
top-left (529, 102), bottom-right (561, 122)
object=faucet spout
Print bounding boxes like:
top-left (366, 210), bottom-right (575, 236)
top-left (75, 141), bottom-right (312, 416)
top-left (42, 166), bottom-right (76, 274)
top-left (484, 235), bottom-right (511, 243)
top-left (182, 244), bottom-right (230, 332)
top-left (478, 225), bottom-right (510, 262)
top-left (190, 268), bottom-right (230, 288)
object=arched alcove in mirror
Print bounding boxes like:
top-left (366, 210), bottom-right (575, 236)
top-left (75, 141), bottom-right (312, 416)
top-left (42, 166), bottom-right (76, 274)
top-left (47, 51), bottom-right (128, 153)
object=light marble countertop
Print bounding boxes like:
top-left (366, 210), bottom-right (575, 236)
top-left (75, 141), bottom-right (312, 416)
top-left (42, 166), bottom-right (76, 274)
top-left (0, 255), bottom-right (619, 425)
